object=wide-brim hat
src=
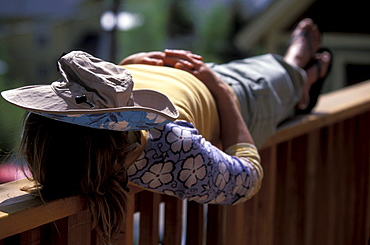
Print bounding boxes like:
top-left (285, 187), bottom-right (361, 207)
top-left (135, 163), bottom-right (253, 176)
top-left (1, 51), bottom-right (179, 131)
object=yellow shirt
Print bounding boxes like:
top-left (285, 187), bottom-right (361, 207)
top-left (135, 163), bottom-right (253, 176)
top-left (123, 64), bottom-right (221, 147)
top-left (125, 64), bottom-right (263, 202)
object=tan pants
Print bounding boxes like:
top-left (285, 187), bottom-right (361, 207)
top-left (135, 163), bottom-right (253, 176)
top-left (208, 54), bottom-right (306, 148)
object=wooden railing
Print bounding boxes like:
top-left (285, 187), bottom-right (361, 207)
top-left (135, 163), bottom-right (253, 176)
top-left (1, 81), bottom-right (369, 245)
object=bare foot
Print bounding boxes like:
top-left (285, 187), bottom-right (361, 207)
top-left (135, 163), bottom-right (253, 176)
top-left (284, 18), bottom-right (321, 69)
top-left (297, 51), bottom-right (332, 110)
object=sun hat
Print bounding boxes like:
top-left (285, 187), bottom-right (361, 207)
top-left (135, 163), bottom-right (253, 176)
top-left (1, 51), bottom-right (179, 131)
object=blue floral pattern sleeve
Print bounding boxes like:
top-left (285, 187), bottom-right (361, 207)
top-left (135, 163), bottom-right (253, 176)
top-left (128, 121), bottom-right (263, 205)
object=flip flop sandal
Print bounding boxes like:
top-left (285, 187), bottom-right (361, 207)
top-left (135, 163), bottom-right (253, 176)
top-left (296, 48), bottom-right (333, 114)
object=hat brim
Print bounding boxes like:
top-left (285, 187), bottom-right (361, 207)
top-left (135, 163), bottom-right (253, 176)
top-left (2, 85), bottom-right (178, 119)
top-left (1, 85), bottom-right (179, 131)
top-left (35, 110), bottom-right (174, 131)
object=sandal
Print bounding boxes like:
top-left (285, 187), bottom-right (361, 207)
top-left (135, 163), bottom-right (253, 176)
top-left (296, 48), bottom-right (333, 114)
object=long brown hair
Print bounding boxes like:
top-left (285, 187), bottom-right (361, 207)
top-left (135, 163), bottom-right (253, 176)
top-left (19, 112), bottom-right (141, 244)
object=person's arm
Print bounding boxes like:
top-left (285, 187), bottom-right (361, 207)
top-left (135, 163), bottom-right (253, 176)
top-left (118, 51), bottom-right (199, 68)
top-left (163, 49), bottom-right (254, 149)
top-left (119, 51), bottom-right (167, 66)
top-left (207, 78), bottom-right (254, 148)
top-left (128, 121), bottom-right (262, 205)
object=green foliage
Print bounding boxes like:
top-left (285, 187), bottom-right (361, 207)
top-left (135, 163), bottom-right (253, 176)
top-left (117, 0), bottom-right (172, 59)
top-left (0, 77), bottom-right (25, 162)
top-left (0, 40), bottom-right (25, 162)
top-left (193, 3), bottom-right (233, 62)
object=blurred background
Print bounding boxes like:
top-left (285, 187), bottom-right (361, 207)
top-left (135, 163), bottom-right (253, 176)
top-left (0, 0), bottom-right (369, 182)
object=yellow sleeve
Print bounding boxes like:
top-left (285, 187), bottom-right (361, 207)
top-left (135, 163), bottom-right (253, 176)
top-left (225, 143), bottom-right (264, 204)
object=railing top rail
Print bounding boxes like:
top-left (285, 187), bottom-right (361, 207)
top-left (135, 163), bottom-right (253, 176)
top-left (262, 80), bottom-right (370, 148)
top-left (0, 178), bottom-right (143, 239)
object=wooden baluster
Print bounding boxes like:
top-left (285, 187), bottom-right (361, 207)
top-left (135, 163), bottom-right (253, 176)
top-left (354, 112), bottom-right (370, 244)
top-left (186, 201), bottom-right (204, 245)
top-left (324, 124), bottom-right (340, 245)
top-left (275, 137), bottom-right (308, 245)
top-left (115, 193), bottom-right (135, 245)
top-left (242, 184), bottom-right (260, 245)
top-left (342, 118), bottom-right (356, 245)
top-left (48, 217), bottom-right (68, 245)
top-left (138, 191), bottom-right (161, 245)
top-left (163, 195), bottom-right (183, 245)
top-left (19, 227), bottom-right (40, 245)
top-left (255, 145), bottom-right (278, 245)
top-left (303, 128), bottom-right (329, 245)
top-left (68, 209), bottom-right (91, 245)
top-left (206, 205), bottom-right (225, 245)
top-left (332, 121), bottom-right (347, 245)
top-left (274, 141), bottom-right (290, 245)
top-left (224, 202), bottom-right (245, 245)
top-left (1, 234), bottom-right (19, 244)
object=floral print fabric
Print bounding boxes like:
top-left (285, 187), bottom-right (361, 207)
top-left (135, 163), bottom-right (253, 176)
top-left (128, 121), bottom-right (263, 205)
